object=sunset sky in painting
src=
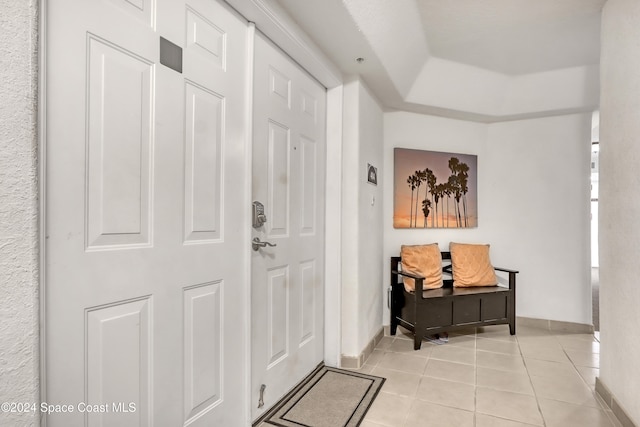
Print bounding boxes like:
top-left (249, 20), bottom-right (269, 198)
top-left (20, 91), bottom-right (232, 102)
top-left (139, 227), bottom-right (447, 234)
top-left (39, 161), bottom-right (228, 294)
top-left (394, 148), bottom-right (478, 228)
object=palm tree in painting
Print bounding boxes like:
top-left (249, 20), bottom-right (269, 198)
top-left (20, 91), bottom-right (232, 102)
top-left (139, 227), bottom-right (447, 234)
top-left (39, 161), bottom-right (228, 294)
top-left (406, 175), bottom-right (417, 227)
top-left (448, 157), bottom-right (463, 227)
top-left (451, 179), bottom-right (462, 227)
top-left (443, 179), bottom-right (453, 227)
top-left (414, 170), bottom-right (426, 227)
top-left (457, 162), bottom-right (470, 227)
top-left (421, 199), bottom-right (431, 228)
top-left (424, 168), bottom-right (437, 228)
top-left (435, 183), bottom-right (446, 228)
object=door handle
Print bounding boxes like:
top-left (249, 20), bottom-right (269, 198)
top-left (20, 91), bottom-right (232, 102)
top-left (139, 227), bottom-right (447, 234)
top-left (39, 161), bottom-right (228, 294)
top-left (258, 384), bottom-right (266, 408)
top-left (252, 237), bottom-right (277, 251)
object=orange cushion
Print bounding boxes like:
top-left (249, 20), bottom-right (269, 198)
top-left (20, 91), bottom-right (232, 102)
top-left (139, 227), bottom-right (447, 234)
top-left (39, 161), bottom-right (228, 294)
top-left (450, 242), bottom-right (497, 287)
top-left (400, 244), bottom-right (443, 292)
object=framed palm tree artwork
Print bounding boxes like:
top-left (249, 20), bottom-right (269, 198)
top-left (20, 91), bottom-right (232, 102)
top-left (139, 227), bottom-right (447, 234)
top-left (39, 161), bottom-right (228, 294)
top-left (394, 148), bottom-right (477, 228)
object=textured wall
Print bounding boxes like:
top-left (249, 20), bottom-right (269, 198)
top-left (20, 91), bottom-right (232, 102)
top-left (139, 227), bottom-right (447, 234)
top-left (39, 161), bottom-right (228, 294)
top-left (0, 1), bottom-right (40, 426)
top-left (599, 0), bottom-right (640, 424)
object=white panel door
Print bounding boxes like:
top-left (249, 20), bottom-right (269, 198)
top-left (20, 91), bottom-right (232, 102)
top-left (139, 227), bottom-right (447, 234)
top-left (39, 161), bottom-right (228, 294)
top-left (251, 32), bottom-right (326, 420)
top-left (45, 0), bottom-right (248, 426)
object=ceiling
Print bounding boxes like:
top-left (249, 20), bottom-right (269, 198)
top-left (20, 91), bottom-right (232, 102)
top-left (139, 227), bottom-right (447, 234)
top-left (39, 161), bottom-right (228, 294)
top-left (416, 0), bottom-right (604, 75)
top-left (274, 0), bottom-right (606, 121)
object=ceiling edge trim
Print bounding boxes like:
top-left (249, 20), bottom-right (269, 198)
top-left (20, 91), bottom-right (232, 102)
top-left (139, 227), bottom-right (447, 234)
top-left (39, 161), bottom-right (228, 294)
top-left (385, 103), bottom-right (598, 124)
top-left (225, 0), bottom-right (343, 88)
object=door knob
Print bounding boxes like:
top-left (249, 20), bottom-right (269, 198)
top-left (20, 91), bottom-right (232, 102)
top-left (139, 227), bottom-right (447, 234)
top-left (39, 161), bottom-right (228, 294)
top-left (252, 237), bottom-right (277, 251)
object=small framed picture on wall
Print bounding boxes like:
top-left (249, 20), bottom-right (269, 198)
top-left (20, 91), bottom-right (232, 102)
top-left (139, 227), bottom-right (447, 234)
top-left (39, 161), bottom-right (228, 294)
top-left (367, 163), bottom-right (377, 185)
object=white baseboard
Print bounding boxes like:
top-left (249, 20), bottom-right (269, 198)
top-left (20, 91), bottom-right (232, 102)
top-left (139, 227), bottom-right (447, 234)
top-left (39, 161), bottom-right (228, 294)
top-left (516, 316), bottom-right (594, 333)
top-left (596, 377), bottom-right (637, 427)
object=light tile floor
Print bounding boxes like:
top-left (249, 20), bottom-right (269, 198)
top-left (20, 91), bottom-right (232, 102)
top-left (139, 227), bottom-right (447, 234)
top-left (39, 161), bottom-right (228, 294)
top-left (354, 323), bottom-right (620, 427)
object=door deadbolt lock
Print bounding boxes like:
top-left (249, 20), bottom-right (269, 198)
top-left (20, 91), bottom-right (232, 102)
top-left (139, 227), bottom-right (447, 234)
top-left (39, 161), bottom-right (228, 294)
top-left (253, 201), bottom-right (267, 229)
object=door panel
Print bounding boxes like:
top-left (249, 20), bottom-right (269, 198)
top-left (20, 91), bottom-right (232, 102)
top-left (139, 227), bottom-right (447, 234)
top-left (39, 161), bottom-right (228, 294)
top-left (267, 121), bottom-right (291, 236)
top-left (86, 297), bottom-right (151, 427)
top-left (185, 7), bottom-right (226, 68)
top-left (183, 82), bottom-right (223, 242)
top-left (182, 281), bottom-right (222, 421)
top-left (267, 266), bottom-right (290, 366)
top-left (86, 35), bottom-right (154, 249)
top-left (300, 260), bottom-right (317, 344)
top-left (46, 0), bottom-right (248, 425)
top-left (251, 31), bottom-right (326, 420)
top-left (300, 135), bottom-right (318, 234)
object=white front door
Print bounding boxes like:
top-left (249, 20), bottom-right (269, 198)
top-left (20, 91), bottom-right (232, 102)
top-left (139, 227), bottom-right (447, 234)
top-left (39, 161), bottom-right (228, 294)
top-left (251, 32), bottom-right (327, 420)
top-left (45, 0), bottom-right (248, 425)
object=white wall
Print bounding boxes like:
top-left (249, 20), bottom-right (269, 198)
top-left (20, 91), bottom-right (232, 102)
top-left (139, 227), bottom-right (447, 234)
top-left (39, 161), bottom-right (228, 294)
top-left (485, 114), bottom-right (592, 324)
top-left (501, 65), bottom-right (599, 117)
top-left (0, 1), bottom-right (40, 426)
top-left (407, 59), bottom-right (599, 120)
top-left (383, 111), bottom-right (592, 325)
top-left (341, 78), bottom-right (384, 357)
top-left (599, 0), bottom-right (640, 423)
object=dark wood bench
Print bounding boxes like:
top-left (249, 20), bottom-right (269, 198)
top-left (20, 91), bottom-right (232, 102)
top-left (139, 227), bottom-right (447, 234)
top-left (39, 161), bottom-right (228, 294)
top-left (390, 252), bottom-right (518, 350)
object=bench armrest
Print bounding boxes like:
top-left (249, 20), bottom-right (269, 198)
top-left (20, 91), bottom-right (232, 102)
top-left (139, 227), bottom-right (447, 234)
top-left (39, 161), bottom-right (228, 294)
top-left (391, 269), bottom-right (425, 280)
top-left (391, 269), bottom-right (426, 299)
top-left (495, 267), bottom-right (519, 274)
top-left (494, 267), bottom-right (518, 291)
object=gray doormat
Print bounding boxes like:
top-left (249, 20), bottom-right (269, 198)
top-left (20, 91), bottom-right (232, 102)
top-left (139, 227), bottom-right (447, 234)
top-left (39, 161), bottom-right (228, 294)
top-left (260, 366), bottom-right (385, 427)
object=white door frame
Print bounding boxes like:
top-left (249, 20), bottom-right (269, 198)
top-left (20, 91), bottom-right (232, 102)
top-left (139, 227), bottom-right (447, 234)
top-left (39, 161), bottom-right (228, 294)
top-left (225, 0), bottom-right (344, 370)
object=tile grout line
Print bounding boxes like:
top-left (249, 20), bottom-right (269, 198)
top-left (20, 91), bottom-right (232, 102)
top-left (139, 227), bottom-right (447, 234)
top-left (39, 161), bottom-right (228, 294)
top-left (518, 333), bottom-right (549, 427)
top-left (556, 334), bottom-right (622, 427)
top-left (473, 328), bottom-right (478, 427)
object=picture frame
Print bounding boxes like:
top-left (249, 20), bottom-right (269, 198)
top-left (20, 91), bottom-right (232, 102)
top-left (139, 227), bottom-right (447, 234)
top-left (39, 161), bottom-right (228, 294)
top-left (394, 148), bottom-right (477, 228)
top-left (367, 163), bottom-right (378, 186)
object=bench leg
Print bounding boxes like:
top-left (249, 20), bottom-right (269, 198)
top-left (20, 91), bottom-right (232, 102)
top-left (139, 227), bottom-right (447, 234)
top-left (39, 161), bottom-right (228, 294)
top-left (413, 325), bottom-right (426, 350)
top-left (389, 285), bottom-right (398, 336)
top-left (413, 333), bottom-right (422, 350)
top-left (390, 301), bottom-right (398, 335)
